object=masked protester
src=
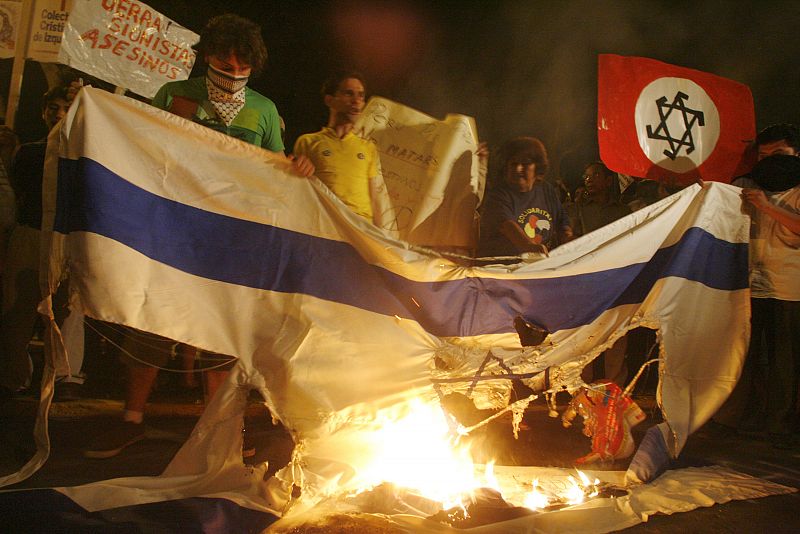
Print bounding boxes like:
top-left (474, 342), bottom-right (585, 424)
top-left (154, 14), bottom-right (274, 149)
top-left (83, 14), bottom-right (312, 461)
top-left (716, 124), bottom-right (800, 451)
top-left (741, 125), bottom-right (800, 450)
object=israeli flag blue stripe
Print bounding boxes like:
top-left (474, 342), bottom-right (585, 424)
top-left (55, 157), bottom-right (748, 337)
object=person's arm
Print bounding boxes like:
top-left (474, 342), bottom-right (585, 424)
top-left (288, 135), bottom-right (315, 177)
top-left (287, 153), bottom-right (315, 177)
top-left (558, 225), bottom-right (574, 244)
top-left (743, 188), bottom-right (800, 234)
top-left (498, 219), bottom-right (548, 255)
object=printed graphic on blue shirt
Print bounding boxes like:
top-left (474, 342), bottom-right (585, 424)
top-left (518, 207), bottom-right (553, 244)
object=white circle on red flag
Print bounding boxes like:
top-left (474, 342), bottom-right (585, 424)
top-left (634, 77), bottom-right (720, 173)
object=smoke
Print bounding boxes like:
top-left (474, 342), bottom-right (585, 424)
top-left (389, 0), bottom-right (800, 186)
top-left (143, 0), bottom-right (800, 186)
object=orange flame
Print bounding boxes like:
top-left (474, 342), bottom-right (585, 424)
top-left (351, 400), bottom-right (603, 512)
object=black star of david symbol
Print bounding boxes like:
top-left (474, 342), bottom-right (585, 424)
top-left (645, 91), bottom-right (705, 160)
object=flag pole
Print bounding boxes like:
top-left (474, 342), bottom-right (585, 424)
top-left (5, 0), bottom-right (35, 129)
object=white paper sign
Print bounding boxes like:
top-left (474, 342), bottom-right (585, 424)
top-left (355, 97), bottom-right (483, 249)
top-left (27, 0), bottom-right (71, 63)
top-left (0, 1), bottom-right (22, 59)
top-left (58, 0), bottom-right (198, 97)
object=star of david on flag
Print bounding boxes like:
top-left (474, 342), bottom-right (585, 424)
top-left (598, 54), bottom-right (756, 184)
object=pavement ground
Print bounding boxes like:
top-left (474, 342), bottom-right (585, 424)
top-left (1, 386), bottom-right (798, 533)
top-left (2, 333), bottom-right (799, 531)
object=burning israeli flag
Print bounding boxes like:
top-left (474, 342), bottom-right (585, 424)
top-left (1, 88), bottom-right (758, 530)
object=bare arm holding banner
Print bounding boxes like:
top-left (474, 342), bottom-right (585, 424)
top-left (743, 188), bottom-right (800, 235)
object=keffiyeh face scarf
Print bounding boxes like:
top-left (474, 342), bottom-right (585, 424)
top-left (206, 63), bottom-right (248, 126)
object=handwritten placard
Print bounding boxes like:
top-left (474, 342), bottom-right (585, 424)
top-left (0, 1), bottom-right (22, 59)
top-left (27, 0), bottom-right (72, 63)
top-left (355, 97), bottom-right (483, 248)
top-left (58, 0), bottom-right (198, 97)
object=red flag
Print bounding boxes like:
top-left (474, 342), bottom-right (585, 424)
top-left (598, 54), bottom-right (755, 184)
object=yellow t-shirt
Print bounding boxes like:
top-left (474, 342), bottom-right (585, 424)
top-left (293, 128), bottom-right (378, 219)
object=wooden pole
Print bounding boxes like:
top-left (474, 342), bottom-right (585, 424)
top-left (5, 0), bottom-right (35, 129)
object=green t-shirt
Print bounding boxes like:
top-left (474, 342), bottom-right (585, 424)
top-left (151, 77), bottom-right (284, 152)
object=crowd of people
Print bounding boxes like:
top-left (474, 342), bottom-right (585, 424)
top-left (0, 12), bottom-right (797, 461)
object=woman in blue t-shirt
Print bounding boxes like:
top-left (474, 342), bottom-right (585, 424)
top-left (478, 137), bottom-right (573, 259)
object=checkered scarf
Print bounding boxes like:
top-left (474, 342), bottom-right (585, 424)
top-left (206, 66), bottom-right (247, 126)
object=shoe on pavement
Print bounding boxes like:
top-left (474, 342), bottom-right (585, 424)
top-left (83, 421), bottom-right (146, 459)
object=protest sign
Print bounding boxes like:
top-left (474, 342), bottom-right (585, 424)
top-left (27, 0), bottom-right (71, 63)
top-left (598, 54), bottom-right (755, 184)
top-left (355, 97), bottom-right (483, 249)
top-left (0, 1), bottom-right (21, 59)
top-left (58, 0), bottom-right (198, 97)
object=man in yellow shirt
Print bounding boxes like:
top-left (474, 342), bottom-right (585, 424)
top-left (293, 72), bottom-right (382, 222)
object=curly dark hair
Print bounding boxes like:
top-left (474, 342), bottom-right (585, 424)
top-left (497, 136), bottom-right (549, 178)
top-left (756, 123), bottom-right (800, 152)
top-left (198, 14), bottom-right (268, 75)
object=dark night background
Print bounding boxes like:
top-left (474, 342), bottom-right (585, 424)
top-left (6, 0), bottom-right (800, 190)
